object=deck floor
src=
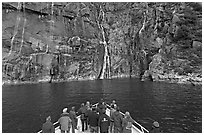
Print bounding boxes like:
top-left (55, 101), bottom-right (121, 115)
top-left (55, 109), bottom-right (140, 133)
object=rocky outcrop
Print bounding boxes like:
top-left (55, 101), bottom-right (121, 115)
top-left (2, 2), bottom-right (202, 85)
top-left (142, 49), bottom-right (202, 85)
top-left (192, 41), bottom-right (202, 49)
top-left (141, 50), bottom-right (165, 82)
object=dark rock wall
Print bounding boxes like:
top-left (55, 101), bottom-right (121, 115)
top-left (2, 2), bottom-right (202, 84)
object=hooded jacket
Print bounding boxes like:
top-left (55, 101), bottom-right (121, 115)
top-left (110, 111), bottom-right (123, 129)
top-left (42, 121), bottom-right (55, 133)
top-left (122, 116), bottom-right (134, 131)
top-left (150, 127), bottom-right (161, 133)
top-left (58, 112), bottom-right (72, 131)
top-left (97, 103), bottom-right (106, 115)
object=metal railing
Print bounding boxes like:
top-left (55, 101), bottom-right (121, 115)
top-left (106, 104), bottom-right (149, 133)
top-left (38, 103), bottom-right (149, 133)
top-left (38, 103), bottom-right (99, 133)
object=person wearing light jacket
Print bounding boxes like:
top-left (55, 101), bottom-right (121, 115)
top-left (110, 106), bottom-right (123, 133)
top-left (122, 111), bottom-right (134, 133)
top-left (58, 108), bottom-right (72, 133)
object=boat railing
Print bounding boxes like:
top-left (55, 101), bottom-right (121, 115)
top-left (105, 104), bottom-right (149, 133)
top-left (38, 121), bottom-right (59, 133)
top-left (38, 103), bottom-right (149, 133)
top-left (38, 103), bottom-right (99, 133)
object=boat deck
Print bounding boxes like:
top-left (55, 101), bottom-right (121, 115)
top-left (38, 104), bottom-right (149, 133)
top-left (54, 108), bottom-right (140, 133)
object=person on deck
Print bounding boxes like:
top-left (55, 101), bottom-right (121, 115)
top-left (69, 106), bottom-right (77, 133)
top-left (122, 111), bottom-right (134, 133)
top-left (98, 109), bottom-right (110, 133)
top-left (110, 100), bottom-right (117, 108)
top-left (86, 101), bottom-right (91, 109)
top-left (86, 101), bottom-right (92, 127)
top-left (150, 121), bottom-right (161, 133)
top-left (78, 103), bottom-right (88, 132)
top-left (97, 99), bottom-right (106, 116)
top-left (88, 107), bottom-right (99, 133)
top-left (110, 106), bottom-right (123, 133)
top-left (110, 104), bottom-right (117, 133)
top-left (58, 108), bottom-right (72, 133)
top-left (42, 116), bottom-right (55, 133)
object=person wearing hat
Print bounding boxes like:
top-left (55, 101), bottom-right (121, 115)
top-left (42, 116), bottom-right (55, 133)
top-left (150, 121), bottom-right (160, 133)
top-left (122, 111), bottom-right (134, 133)
top-left (58, 108), bottom-right (72, 133)
top-left (98, 108), bottom-right (110, 133)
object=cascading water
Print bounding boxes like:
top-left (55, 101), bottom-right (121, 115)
top-left (18, 2), bottom-right (27, 56)
top-left (8, 2), bottom-right (22, 56)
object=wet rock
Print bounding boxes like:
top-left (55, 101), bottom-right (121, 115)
top-left (141, 70), bottom-right (152, 81)
top-left (165, 44), bottom-right (177, 54)
top-left (154, 37), bottom-right (163, 48)
top-left (192, 41), bottom-right (202, 49)
top-left (173, 59), bottom-right (189, 67)
top-left (172, 14), bottom-right (180, 24)
top-left (142, 53), bottom-right (165, 82)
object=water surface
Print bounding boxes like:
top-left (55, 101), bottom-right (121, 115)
top-left (2, 78), bottom-right (202, 133)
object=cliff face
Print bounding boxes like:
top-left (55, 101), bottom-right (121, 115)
top-left (141, 3), bottom-right (202, 84)
top-left (2, 2), bottom-right (202, 84)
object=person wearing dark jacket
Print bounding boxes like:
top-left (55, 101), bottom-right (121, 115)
top-left (110, 104), bottom-right (117, 133)
top-left (97, 100), bottom-right (106, 116)
top-left (42, 116), bottom-right (55, 133)
top-left (110, 106), bottom-right (123, 133)
top-left (69, 106), bottom-right (77, 133)
top-left (98, 109), bottom-right (110, 133)
top-left (122, 111), bottom-right (134, 133)
top-left (88, 107), bottom-right (99, 133)
top-left (86, 101), bottom-right (92, 127)
top-left (78, 103), bottom-right (88, 132)
top-left (150, 121), bottom-right (161, 133)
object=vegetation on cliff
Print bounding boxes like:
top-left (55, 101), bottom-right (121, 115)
top-left (2, 2), bottom-right (202, 84)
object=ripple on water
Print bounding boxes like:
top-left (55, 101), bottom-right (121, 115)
top-left (2, 78), bottom-right (202, 133)
top-left (162, 117), bottom-right (175, 120)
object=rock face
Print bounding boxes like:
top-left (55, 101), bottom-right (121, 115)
top-left (2, 2), bottom-right (202, 85)
top-left (142, 51), bottom-right (165, 82)
top-left (149, 53), bottom-right (164, 81)
top-left (192, 41), bottom-right (202, 49)
top-left (142, 47), bottom-right (202, 84)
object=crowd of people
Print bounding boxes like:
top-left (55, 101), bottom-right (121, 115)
top-left (41, 99), bottom-right (160, 133)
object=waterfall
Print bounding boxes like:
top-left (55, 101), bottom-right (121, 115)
top-left (18, 2), bottom-right (27, 56)
top-left (9, 2), bottom-right (22, 56)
